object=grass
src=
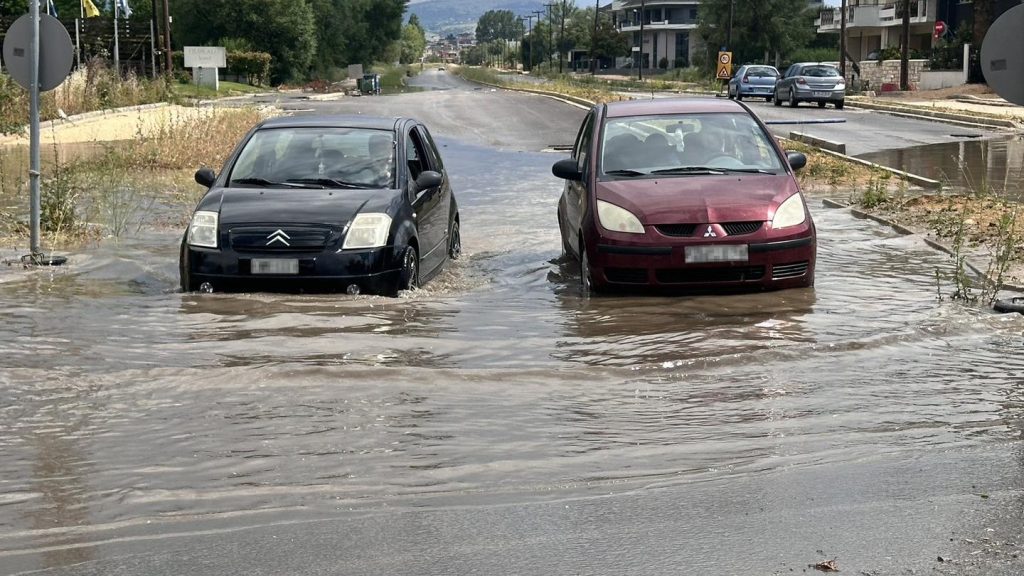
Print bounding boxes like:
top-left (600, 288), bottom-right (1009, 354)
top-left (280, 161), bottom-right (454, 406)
top-left (170, 81), bottom-right (267, 100)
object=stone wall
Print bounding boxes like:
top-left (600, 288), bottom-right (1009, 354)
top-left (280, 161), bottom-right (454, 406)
top-left (854, 59), bottom-right (928, 91)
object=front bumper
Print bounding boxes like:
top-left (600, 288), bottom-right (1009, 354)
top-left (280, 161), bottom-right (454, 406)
top-left (588, 232), bottom-right (816, 292)
top-left (183, 245), bottom-right (404, 294)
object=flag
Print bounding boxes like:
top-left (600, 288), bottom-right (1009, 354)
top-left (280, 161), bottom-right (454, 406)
top-left (117, 0), bottom-right (132, 18)
top-left (82, 0), bottom-right (101, 18)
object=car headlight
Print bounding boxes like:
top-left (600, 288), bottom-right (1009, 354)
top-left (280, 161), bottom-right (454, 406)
top-left (343, 213), bottom-right (392, 249)
top-left (597, 200), bottom-right (644, 234)
top-left (772, 194), bottom-right (807, 229)
top-left (187, 210), bottom-right (219, 248)
top-left (835, 81), bottom-right (846, 89)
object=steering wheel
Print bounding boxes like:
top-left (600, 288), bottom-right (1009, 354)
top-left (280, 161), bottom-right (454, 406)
top-left (705, 155), bottom-right (745, 169)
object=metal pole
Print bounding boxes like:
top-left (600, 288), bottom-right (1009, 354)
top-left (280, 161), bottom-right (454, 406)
top-left (29, 0), bottom-right (41, 258)
top-left (558, 0), bottom-right (566, 74)
top-left (590, 0), bottom-right (599, 74)
top-left (900, 0), bottom-right (910, 90)
top-left (545, 3), bottom-right (555, 71)
top-left (151, 0), bottom-right (161, 74)
top-left (150, 20), bottom-right (157, 78)
top-left (75, 18), bottom-right (81, 69)
top-left (840, 0), bottom-right (847, 79)
top-left (639, 0), bottom-right (645, 81)
top-left (113, 1), bottom-right (120, 75)
top-left (526, 15), bottom-right (534, 71)
top-left (727, 0), bottom-right (734, 51)
top-left (532, 10), bottom-right (543, 69)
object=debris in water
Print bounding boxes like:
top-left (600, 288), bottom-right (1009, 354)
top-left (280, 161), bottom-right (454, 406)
top-left (810, 558), bottom-right (839, 572)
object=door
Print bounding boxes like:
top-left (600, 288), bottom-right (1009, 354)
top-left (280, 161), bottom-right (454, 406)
top-left (562, 110), bottom-right (596, 258)
top-left (406, 126), bottom-right (447, 274)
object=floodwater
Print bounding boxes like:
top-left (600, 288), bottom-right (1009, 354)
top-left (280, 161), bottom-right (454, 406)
top-left (2, 135), bottom-right (1024, 574)
top-left (859, 134), bottom-right (1024, 196)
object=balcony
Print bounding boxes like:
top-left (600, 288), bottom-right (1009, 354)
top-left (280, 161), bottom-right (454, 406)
top-left (817, 1), bottom-right (930, 32)
top-left (619, 19), bottom-right (698, 33)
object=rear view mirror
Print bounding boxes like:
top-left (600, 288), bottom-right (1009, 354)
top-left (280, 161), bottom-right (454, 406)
top-left (786, 151), bottom-right (807, 171)
top-left (195, 167), bottom-right (216, 188)
top-left (415, 170), bottom-right (442, 190)
top-left (552, 158), bottom-right (582, 181)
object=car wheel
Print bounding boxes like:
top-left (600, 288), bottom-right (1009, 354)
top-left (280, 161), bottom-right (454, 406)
top-left (558, 212), bottom-right (573, 257)
top-left (735, 92), bottom-right (743, 101)
top-left (396, 245), bottom-right (419, 294)
top-left (579, 242), bottom-right (593, 296)
top-left (817, 101), bottom-right (826, 108)
top-left (835, 100), bottom-right (845, 110)
top-left (994, 296), bottom-right (1024, 314)
top-left (727, 88), bottom-right (734, 100)
top-left (766, 96), bottom-right (773, 102)
top-left (179, 242), bottom-right (198, 292)
top-left (448, 219), bottom-right (461, 260)
top-left (773, 90), bottom-right (782, 107)
top-left (788, 89), bottom-right (798, 107)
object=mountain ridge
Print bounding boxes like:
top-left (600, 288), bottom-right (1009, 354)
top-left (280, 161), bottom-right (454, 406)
top-left (408, 0), bottom-right (549, 35)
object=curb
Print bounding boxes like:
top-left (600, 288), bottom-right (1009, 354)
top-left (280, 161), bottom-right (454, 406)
top-left (847, 99), bottom-right (1020, 129)
top-left (788, 131), bottom-right (846, 154)
top-left (822, 198), bottom-right (1024, 291)
top-left (779, 136), bottom-right (941, 189)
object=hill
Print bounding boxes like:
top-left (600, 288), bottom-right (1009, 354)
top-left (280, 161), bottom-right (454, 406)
top-left (408, 0), bottom-right (548, 35)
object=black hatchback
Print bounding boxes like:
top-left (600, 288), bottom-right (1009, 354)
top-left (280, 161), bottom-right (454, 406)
top-left (179, 115), bottom-right (460, 296)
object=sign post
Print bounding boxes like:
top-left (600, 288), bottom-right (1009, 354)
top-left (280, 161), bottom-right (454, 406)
top-left (716, 51), bottom-right (733, 93)
top-left (980, 4), bottom-right (1024, 105)
top-left (2, 10), bottom-right (74, 265)
top-left (184, 46), bottom-right (227, 91)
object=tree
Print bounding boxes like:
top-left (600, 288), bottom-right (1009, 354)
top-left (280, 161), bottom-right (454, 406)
top-left (563, 6), bottom-right (627, 67)
top-left (400, 17), bottom-right (427, 64)
top-left (475, 9), bottom-right (523, 44)
top-left (697, 0), bottom-right (814, 70)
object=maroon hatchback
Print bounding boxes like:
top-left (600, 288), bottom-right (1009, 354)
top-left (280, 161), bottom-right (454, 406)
top-left (552, 98), bottom-right (816, 294)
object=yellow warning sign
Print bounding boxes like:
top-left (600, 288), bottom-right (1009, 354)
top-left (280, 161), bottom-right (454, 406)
top-left (716, 51), bottom-right (733, 80)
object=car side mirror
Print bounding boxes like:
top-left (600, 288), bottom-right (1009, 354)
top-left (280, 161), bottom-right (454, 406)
top-left (195, 167), bottom-right (216, 188)
top-left (415, 170), bottom-right (443, 190)
top-left (786, 151), bottom-right (807, 171)
top-left (552, 158), bottom-right (582, 181)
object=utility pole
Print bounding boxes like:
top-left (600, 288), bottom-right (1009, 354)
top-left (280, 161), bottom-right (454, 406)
top-left (559, 0), bottom-right (566, 74)
top-left (524, 14), bottom-right (535, 71)
top-left (840, 0), bottom-right (847, 79)
top-left (532, 10), bottom-right (544, 69)
top-left (545, 3), bottom-right (555, 71)
top-left (638, 0), bottom-right (645, 81)
top-left (590, 0), bottom-right (599, 74)
top-left (163, 0), bottom-right (172, 75)
top-left (151, 0), bottom-right (161, 74)
top-left (900, 0), bottom-right (910, 90)
top-left (520, 16), bottom-right (528, 71)
top-left (727, 0), bottom-right (734, 52)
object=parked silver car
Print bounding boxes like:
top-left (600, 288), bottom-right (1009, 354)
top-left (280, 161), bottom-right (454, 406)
top-left (773, 63), bottom-right (845, 109)
top-left (727, 65), bottom-right (780, 102)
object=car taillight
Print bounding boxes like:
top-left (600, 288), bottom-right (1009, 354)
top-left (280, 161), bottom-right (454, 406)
top-left (742, 75), bottom-right (750, 83)
top-left (796, 78), bottom-right (807, 85)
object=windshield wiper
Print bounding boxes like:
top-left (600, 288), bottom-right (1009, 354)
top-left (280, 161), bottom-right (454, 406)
top-left (650, 166), bottom-right (726, 175)
top-left (719, 168), bottom-right (778, 175)
top-left (230, 177), bottom-right (307, 188)
top-left (286, 178), bottom-right (365, 189)
top-left (604, 169), bottom-right (647, 177)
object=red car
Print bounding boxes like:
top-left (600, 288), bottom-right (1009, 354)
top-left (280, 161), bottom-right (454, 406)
top-left (552, 98), bottom-right (815, 294)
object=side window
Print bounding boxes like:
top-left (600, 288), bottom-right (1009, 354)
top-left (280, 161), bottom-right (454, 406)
top-left (417, 126), bottom-right (444, 171)
top-left (406, 130), bottom-right (432, 182)
top-left (784, 65), bottom-right (796, 78)
top-left (573, 112), bottom-right (595, 170)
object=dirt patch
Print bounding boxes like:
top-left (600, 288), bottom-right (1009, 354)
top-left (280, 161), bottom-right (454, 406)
top-left (873, 84), bottom-right (996, 101)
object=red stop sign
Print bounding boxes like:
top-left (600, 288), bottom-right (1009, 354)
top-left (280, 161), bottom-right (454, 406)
top-left (934, 21), bottom-right (946, 38)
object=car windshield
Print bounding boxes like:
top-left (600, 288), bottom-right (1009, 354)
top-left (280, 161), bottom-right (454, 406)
top-left (746, 67), bottom-right (778, 77)
top-left (600, 112), bottom-right (785, 176)
top-left (228, 127), bottom-right (396, 189)
top-left (801, 65), bottom-right (840, 77)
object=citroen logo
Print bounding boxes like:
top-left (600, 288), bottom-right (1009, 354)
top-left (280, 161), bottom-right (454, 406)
top-left (703, 225), bottom-right (717, 238)
top-left (266, 229), bottom-right (291, 246)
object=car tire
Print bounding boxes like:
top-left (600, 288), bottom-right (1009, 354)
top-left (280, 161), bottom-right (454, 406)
top-left (773, 90), bottom-right (782, 107)
top-left (817, 101), bottom-right (826, 108)
top-left (395, 245), bottom-right (419, 294)
top-left (179, 242), bottom-right (199, 292)
top-left (994, 297), bottom-right (1024, 314)
top-left (735, 92), bottom-right (743, 101)
top-left (558, 212), bottom-right (573, 257)
top-left (579, 238), bottom-right (594, 296)
top-left (835, 100), bottom-right (845, 110)
top-left (788, 89), bottom-right (798, 107)
top-left (448, 219), bottom-right (461, 260)
top-left (766, 96), bottom-right (773, 102)
top-left (727, 88), bottom-right (734, 100)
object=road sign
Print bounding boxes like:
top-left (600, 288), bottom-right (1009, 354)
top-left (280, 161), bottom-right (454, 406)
top-left (184, 46), bottom-right (226, 68)
top-left (980, 4), bottom-right (1024, 106)
top-left (2, 13), bottom-right (73, 92)
top-left (933, 20), bottom-right (946, 39)
top-left (716, 52), bottom-right (733, 80)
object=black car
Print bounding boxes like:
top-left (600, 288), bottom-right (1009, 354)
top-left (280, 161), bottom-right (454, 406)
top-left (179, 115), bottom-right (460, 296)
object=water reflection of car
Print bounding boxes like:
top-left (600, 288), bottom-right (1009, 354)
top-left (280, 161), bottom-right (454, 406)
top-left (179, 115), bottom-right (461, 296)
top-left (773, 62), bottom-right (846, 109)
top-left (551, 98), bottom-right (816, 294)
top-left (727, 65), bottom-right (780, 102)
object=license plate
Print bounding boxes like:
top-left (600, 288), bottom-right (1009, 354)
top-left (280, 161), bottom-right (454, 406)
top-left (251, 258), bottom-right (299, 274)
top-left (685, 244), bottom-right (748, 263)
top-left (813, 91), bottom-right (831, 97)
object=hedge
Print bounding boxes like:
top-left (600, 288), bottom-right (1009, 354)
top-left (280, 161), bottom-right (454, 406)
top-left (172, 50), bottom-right (272, 86)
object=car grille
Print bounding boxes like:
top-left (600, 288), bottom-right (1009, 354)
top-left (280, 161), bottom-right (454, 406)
top-left (604, 267), bottom-right (648, 284)
top-left (229, 226), bottom-right (336, 253)
top-left (772, 261), bottom-right (809, 280)
top-left (655, 224), bottom-right (697, 237)
top-left (721, 221), bottom-right (763, 236)
top-left (656, 266), bottom-right (765, 284)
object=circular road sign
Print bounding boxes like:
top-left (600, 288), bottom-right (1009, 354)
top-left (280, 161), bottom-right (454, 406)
top-left (981, 4), bottom-right (1024, 106)
top-left (2, 13), bottom-right (74, 92)
top-left (719, 53), bottom-right (731, 65)
top-left (933, 20), bottom-right (946, 38)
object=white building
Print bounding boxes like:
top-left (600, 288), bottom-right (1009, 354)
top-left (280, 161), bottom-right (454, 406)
top-left (612, 0), bottom-right (702, 70)
top-left (815, 0), bottom-right (938, 60)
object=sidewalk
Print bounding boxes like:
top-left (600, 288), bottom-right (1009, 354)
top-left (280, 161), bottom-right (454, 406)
top-left (850, 86), bottom-right (1024, 128)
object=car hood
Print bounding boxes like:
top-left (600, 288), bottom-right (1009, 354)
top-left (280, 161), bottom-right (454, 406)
top-left (596, 175), bottom-right (799, 225)
top-left (198, 187), bottom-right (401, 226)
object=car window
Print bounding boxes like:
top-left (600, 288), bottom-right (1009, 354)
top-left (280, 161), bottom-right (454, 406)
top-left (802, 65), bottom-right (840, 77)
top-left (418, 125), bottom-right (444, 171)
top-left (228, 127), bottom-right (395, 188)
top-left (406, 129), bottom-right (431, 183)
top-left (572, 111), bottom-right (595, 168)
top-left (599, 112), bottom-right (784, 176)
top-left (783, 65), bottom-right (797, 78)
top-left (746, 66), bottom-right (778, 78)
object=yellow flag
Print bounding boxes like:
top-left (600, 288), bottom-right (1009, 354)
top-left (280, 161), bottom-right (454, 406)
top-left (82, 0), bottom-right (101, 18)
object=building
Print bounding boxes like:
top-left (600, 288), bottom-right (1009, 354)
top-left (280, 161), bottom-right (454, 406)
top-left (612, 0), bottom-right (701, 70)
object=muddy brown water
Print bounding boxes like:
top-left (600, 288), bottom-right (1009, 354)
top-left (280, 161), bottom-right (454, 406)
top-left (2, 115), bottom-right (1024, 573)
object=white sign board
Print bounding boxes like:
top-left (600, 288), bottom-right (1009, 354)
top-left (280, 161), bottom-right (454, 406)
top-left (348, 64), bottom-right (364, 79)
top-left (184, 46), bottom-right (227, 68)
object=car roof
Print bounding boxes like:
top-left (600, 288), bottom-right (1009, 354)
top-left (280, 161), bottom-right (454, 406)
top-left (603, 98), bottom-right (748, 118)
top-left (257, 115), bottom-right (404, 131)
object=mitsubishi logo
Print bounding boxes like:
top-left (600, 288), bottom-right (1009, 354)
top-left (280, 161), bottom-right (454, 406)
top-left (703, 225), bottom-right (717, 238)
top-left (266, 229), bottom-right (291, 246)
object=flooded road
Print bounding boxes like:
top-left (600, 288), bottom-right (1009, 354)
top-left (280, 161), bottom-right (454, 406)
top-left (2, 73), bottom-right (1024, 575)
